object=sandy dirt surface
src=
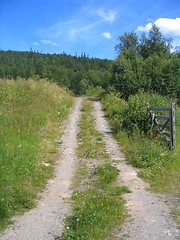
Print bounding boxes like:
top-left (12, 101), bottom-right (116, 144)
top-left (0, 98), bottom-right (82, 240)
top-left (93, 100), bottom-right (179, 240)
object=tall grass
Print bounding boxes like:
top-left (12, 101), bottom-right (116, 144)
top-left (77, 100), bottom-right (108, 159)
top-left (140, 107), bottom-right (180, 194)
top-left (102, 92), bottom-right (180, 196)
top-left (0, 79), bottom-right (73, 229)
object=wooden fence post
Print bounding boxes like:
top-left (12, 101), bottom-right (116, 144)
top-left (170, 102), bottom-right (176, 151)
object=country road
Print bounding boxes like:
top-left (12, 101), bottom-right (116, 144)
top-left (0, 97), bottom-right (179, 240)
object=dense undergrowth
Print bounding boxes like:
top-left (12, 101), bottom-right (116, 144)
top-left (0, 79), bottom-right (73, 229)
top-left (102, 91), bottom-right (180, 196)
top-left (60, 99), bottom-right (128, 240)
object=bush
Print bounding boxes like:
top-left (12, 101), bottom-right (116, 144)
top-left (103, 91), bottom-right (170, 134)
top-left (103, 91), bottom-right (180, 195)
top-left (102, 92), bottom-right (127, 133)
top-left (123, 91), bottom-right (170, 133)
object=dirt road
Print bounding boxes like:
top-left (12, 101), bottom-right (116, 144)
top-left (0, 98), bottom-right (179, 240)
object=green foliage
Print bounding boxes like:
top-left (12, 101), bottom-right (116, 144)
top-left (96, 163), bottom-right (119, 188)
top-left (103, 91), bottom-right (169, 134)
top-left (0, 79), bottom-right (73, 228)
top-left (85, 86), bottom-right (105, 97)
top-left (0, 51), bottom-right (112, 95)
top-left (102, 92), bottom-right (127, 133)
top-left (140, 25), bottom-right (172, 59)
top-left (115, 31), bottom-right (139, 57)
top-left (123, 91), bottom-right (170, 133)
top-left (144, 55), bottom-right (180, 98)
top-left (112, 25), bottom-right (180, 99)
top-left (111, 55), bottom-right (145, 99)
top-left (60, 189), bottom-right (125, 240)
top-left (103, 91), bottom-right (180, 195)
top-left (77, 100), bottom-right (108, 159)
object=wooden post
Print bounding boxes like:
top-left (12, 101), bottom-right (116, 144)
top-left (170, 102), bottom-right (176, 151)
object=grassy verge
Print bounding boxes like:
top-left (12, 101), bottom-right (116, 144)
top-left (0, 79), bottom-right (73, 229)
top-left (102, 92), bottom-right (180, 222)
top-left (102, 92), bottom-right (180, 193)
top-left (60, 99), bottom-right (128, 240)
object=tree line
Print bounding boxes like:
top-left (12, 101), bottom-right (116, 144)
top-left (0, 50), bottom-right (112, 95)
top-left (111, 25), bottom-right (180, 101)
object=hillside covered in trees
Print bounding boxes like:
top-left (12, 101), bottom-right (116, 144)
top-left (0, 50), bottom-right (112, 95)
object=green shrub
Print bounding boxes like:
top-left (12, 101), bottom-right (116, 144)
top-left (103, 91), bottom-right (170, 134)
top-left (102, 92), bottom-right (127, 133)
top-left (103, 91), bottom-right (180, 195)
top-left (123, 91), bottom-right (170, 133)
top-left (85, 86), bottom-right (105, 97)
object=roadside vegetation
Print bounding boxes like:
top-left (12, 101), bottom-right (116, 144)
top-left (60, 99), bottom-right (129, 240)
top-left (102, 91), bottom-right (180, 197)
top-left (0, 79), bottom-right (73, 229)
top-left (101, 24), bottom-right (180, 198)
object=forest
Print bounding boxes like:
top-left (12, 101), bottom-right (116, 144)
top-left (0, 50), bottom-right (112, 95)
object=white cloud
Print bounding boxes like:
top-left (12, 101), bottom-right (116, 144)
top-left (154, 18), bottom-right (180, 36)
top-left (36, 7), bottom-right (117, 45)
top-left (137, 18), bottom-right (180, 36)
top-left (102, 32), bottom-right (112, 39)
top-left (68, 22), bottom-right (98, 40)
top-left (96, 9), bottom-right (117, 23)
top-left (38, 16), bottom-right (100, 42)
top-left (137, 23), bottom-right (152, 32)
top-left (41, 39), bottom-right (58, 46)
top-left (33, 42), bottom-right (39, 46)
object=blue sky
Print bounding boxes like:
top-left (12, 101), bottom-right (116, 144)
top-left (0, 0), bottom-right (180, 59)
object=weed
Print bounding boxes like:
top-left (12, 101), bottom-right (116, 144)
top-left (77, 100), bottom-right (108, 159)
top-left (0, 79), bottom-right (73, 229)
top-left (102, 92), bottom-right (180, 196)
top-left (95, 162), bottom-right (119, 188)
top-left (60, 189), bottom-right (125, 240)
